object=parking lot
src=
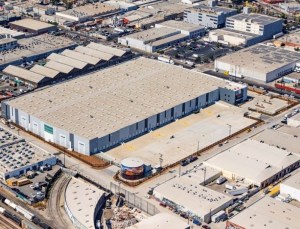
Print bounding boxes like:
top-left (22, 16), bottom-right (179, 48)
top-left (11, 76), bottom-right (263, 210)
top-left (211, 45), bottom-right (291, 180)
top-left (164, 40), bottom-right (233, 66)
top-left (105, 102), bottom-right (257, 167)
top-left (13, 165), bottom-right (60, 203)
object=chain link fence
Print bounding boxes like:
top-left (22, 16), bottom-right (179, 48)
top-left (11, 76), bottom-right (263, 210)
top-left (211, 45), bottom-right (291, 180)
top-left (110, 182), bottom-right (159, 216)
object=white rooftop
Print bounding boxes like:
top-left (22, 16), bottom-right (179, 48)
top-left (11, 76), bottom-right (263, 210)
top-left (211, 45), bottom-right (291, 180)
top-left (252, 128), bottom-right (300, 155)
top-left (154, 175), bottom-right (233, 217)
top-left (157, 20), bottom-right (205, 32)
top-left (7, 57), bottom-right (230, 140)
top-left (281, 171), bottom-right (300, 191)
top-left (0, 26), bottom-right (25, 38)
top-left (127, 213), bottom-right (190, 229)
top-left (228, 196), bottom-right (300, 229)
top-left (204, 139), bottom-right (300, 186)
top-left (65, 177), bottom-right (105, 229)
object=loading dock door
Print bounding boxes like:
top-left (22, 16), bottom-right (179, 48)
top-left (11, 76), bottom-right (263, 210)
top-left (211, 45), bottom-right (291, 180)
top-left (59, 135), bottom-right (67, 147)
top-left (44, 124), bottom-right (54, 142)
top-left (78, 142), bottom-right (85, 154)
top-left (21, 116), bottom-right (27, 129)
top-left (33, 123), bottom-right (39, 134)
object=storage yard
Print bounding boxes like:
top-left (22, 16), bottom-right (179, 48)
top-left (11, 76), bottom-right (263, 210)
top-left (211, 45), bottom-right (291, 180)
top-left (105, 102), bottom-right (256, 167)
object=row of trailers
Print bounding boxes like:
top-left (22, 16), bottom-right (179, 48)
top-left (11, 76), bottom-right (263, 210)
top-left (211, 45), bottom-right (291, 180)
top-left (0, 194), bottom-right (51, 229)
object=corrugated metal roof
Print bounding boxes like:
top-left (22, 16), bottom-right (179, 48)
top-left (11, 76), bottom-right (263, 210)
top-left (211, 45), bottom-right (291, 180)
top-left (61, 49), bottom-right (101, 65)
top-left (3, 65), bottom-right (46, 84)
top-left (47, 53), bottom-right (88, 69)
top-left (75, 46), bottom-right (114, 61)
top-left (30, 65), bottom-right (60, 78)
top-left (87, 42), bottom-right (126, 57)
top-left (45, 61), bottom-right (74, 74)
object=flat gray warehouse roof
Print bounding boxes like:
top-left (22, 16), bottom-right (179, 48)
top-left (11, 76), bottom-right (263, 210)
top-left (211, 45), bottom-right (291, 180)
top-left (7, 57), bottom-right (230, 139)
top-left (228, 196), bottom-right (300, 229)
top-left (228, 13), bottom-right (282, 25)
top-left (9, 19), bottom-right (55, 31)
top-left (127, 213), bottom-right (190, 229)
top-left (215, 44), bottom-right (300, 74)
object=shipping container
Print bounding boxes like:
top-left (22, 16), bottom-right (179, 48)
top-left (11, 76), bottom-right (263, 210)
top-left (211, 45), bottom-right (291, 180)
top-left (17, 178), bottom-right (31, 186)
top-left (16, 206), bottom-right (34, 221)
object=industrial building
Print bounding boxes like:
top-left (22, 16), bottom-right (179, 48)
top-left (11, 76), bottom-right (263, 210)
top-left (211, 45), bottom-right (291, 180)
top-left (0, 26), bottom-right (25, 39)
top-left (0, 128), bottom-right (56, 180)
top-left (9, 19), bottom-right (57, 35)
top-left (1, 42), bottom-right (132, 87)
top-left (56, 3), bottom-right (120, 22)
top-left (153, 165), bottom-right (233, 223)
top-left (209, 13), bottom-right (283, 46)
top-left (226, 196), bottom-right (300, 229)
top-left (252, 127), bottom-right (300, 155)
top-left (288, 113), bottom-right (300, 127)
top-left (127, 213), bottom-right (190, 229)
top-left (0, 35), bottom-right (17, 51)
top-left (214, 44), bottom-right (300, 82)
top-left (280, 170), bottom-right (300, 202)
top-left (64, 177), bottom-right (105, 229)
top-left (204, 139), bottom-right (300, 188)
top-left (183, 2), bottom-right (237, 28)
top-left (2, 57), bottom-right (247, 156)
top-left (118, 20), bottom-right (205, 52)
top-left (0, 34), bottom-right (76, 70)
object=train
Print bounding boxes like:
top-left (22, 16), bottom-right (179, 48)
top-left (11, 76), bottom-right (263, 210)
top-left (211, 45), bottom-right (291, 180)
top-left (0, 193), bottom-right (51, 229)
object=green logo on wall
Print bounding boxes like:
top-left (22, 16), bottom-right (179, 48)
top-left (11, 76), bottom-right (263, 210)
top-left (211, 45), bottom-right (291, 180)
top-left (44, 124), bottom-right (53, 134)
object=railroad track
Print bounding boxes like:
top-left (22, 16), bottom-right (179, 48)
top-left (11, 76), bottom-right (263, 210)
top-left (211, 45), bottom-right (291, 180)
top-left (0, 214), bottom-right (20, 229)
top-left (48, 174), bottom-right (71, 229)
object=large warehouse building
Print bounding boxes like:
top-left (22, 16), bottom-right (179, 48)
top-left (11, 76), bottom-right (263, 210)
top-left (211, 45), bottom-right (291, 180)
top-left (280, 170), bottom-right (300, 201)
top-left (204, 139), bottom-right (300, 188)
top-left (1, 57), bottom-right (247, 155)
top-left (215, 44), bottom-right (300, 82)
top-left (226, 196), bottom-right (300, 229)
top-left (153, 166), bottom-right (233, 223)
